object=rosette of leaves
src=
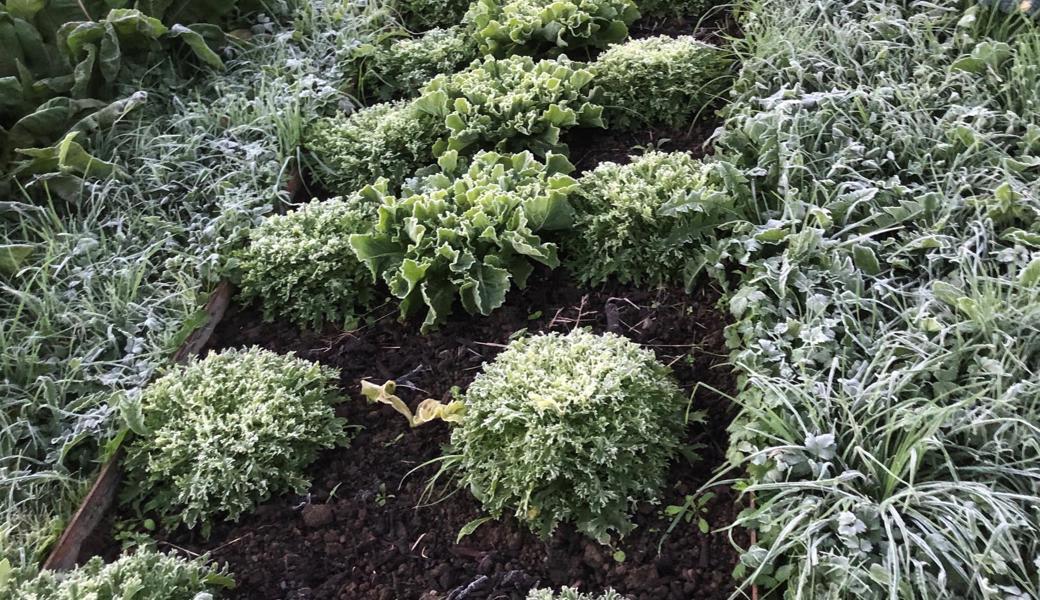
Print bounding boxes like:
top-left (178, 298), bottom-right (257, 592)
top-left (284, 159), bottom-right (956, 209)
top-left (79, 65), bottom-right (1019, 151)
top-left (566, 151), bottom-right (744, 287)
top-left (396, 0), bottom-right (475, 30)
top-left (8, 549), bottom-right (233, 599)
top-left (233, 195), bottom-right (380, 330)
top-left (463, 0), bottom-right (639, 57)
top-left (359, 26), bottom-right (479, 102)
top-left (349, 150), bottom-right (577, 332)
top-left (449, 330), bottom-right (688, 541)
top-left (304, 100), bottom-right (441, 195)
top-left (122, 347), bottom-right (348, 535)
top-left (594, 36), bottom-right (733, 130)
top-left (54, 9), bottom-right (224, 99)
top-left (528, 589), bottom-right (629, 600)
top-left (416, 54), bottom-right (603, 157)
top-left (0, 1), bottom-right (233, 180)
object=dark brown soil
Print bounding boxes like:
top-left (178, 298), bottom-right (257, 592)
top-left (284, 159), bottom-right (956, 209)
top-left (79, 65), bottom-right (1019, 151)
top-left (632, 7), bottom-right (738, 46)
top-left (564, 119), bottom-right (721, 175)
top-left (153, 269), bottom-right (744, 600)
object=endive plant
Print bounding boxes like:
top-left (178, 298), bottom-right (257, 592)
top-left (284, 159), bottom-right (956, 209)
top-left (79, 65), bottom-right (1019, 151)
top-left (122, 347), bottom-right (348, 535)
top-left (6, 549), bottom-right (233, 599)
top-left (350, 149), bottom-right (578, 332)
top-left (416, 54), bottom-right (603, 157)
top-left (463, 0), bottom-right (639, 57)
top-left (449, 330), bottom-right (690, 542)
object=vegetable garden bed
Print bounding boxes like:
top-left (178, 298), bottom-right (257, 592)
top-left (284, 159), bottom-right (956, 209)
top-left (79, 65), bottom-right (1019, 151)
top-left (135, 271), bottom-right (743, 600)
top-left (80, 108), bottom-right (747, 597)
top-left (19, 0), bottom-right (1039, 598)
top-left (26, 4), bottom-right (751, 594)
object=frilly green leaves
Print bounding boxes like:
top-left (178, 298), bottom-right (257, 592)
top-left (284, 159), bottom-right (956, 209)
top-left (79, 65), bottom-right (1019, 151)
top-left (464, 0), bottom-right (639, 57)
top-left (350, 150), bottom-right (577, 332)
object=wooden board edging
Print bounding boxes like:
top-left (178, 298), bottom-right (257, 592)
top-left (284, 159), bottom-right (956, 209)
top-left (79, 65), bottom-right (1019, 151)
top-left (42, 168), bottom-right (304, 571)
top-left (42, 280), bottom-right (234, 571)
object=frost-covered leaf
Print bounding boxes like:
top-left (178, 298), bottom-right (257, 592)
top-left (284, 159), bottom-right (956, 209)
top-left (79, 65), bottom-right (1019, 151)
top-left (352, 150), bottom-right (576, 331)
top-left (122, 348), bottom-right (347, 532)
top-left (465, 0), bottom-right (639, 57)
top-left (453, 330), bottom-right (686, 541)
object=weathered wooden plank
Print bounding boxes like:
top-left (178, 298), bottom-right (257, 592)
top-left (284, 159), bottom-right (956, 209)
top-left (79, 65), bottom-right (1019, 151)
top-left (42, 281), bottom-right (234, 571)
top-left (42, 171), bottom-right (303, 571)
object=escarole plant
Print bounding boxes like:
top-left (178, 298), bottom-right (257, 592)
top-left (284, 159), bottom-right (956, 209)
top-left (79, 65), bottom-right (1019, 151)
top-left (350, 150), bottom-right (577, 332)
top-left (449, 330), bottom-right (690, 542)
top-left (594, 36), bottom-right (733, 130)
top-left (416, 54), bottom-right (604, 157)
top-left (464, 0), bottom-right (639, 57)
top-left (233, 195), bottom-right (381, 331)
top-left (305, 100), bottom-right (441, 195)
top-left (122, 347), bottom-right (348, 535)
top-left (567, 151), bottom-right (747, 287)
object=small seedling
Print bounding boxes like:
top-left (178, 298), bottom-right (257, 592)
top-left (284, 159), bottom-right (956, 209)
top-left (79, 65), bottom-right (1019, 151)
top-left (662, 491), bottom-right (716, 549)
top-left (375, 482), bottom-right (395, 507)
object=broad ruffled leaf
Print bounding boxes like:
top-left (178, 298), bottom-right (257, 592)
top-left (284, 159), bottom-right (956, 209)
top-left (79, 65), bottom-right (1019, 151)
top-left (15, 130), bottom-right (121, 178)
top-left (169, 24), bottom-right (224, 70)
top-left (351, 149), bottom-right (576, 331)
top-left (459, 261), bottom-right (510, 315)
top-left (349, 233), bottom-right (406, 279)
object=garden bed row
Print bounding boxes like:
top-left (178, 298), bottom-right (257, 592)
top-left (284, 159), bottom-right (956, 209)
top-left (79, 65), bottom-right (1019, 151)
top-left (64, 120), bottom-right (748, 599)
top-left (30, 3), bottom-right (757, 599)
top-left (166, 271), bottom-right (741, 600)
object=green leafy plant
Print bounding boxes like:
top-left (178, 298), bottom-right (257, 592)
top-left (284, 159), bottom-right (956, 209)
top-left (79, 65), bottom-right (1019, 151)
top-left (0, 0), bottom-right (238, 180)
top-left (359, 26), bottom-right (480, 101)
top-left (7, 549), bottom-right (233, 599)
top-left (594, 35), bottom-right (732, 130)
top-left (417, 54), bottom-right (604, 157)
top-left (567, 151), bottom-right (744, 287)
top-left (711, 0), bottom-right (1040, 597)
top-left (527, 588), bottom-right (629, 600)
top-left (54, 8), bottom-right (225, 97)
top-left (350, 150), bottom-right (577, 332)
top-left (396, 0), bottom-right (475, 30)
top-left (233, 195), bottom-right (381, 330)
top-left (122, 347), bottom-right (348, 535)
top-left (663, 491), bottom-right (715, 536)
top-left (304, 100), bottom-right (441, 195)
top-left (448, 330), bottom-right (689, 542)
top-left (464, 0), bottom-right (639, 57)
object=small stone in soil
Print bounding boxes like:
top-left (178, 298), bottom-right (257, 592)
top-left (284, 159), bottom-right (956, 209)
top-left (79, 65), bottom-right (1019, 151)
top-left (301, 504), bottom-right (334, 528)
